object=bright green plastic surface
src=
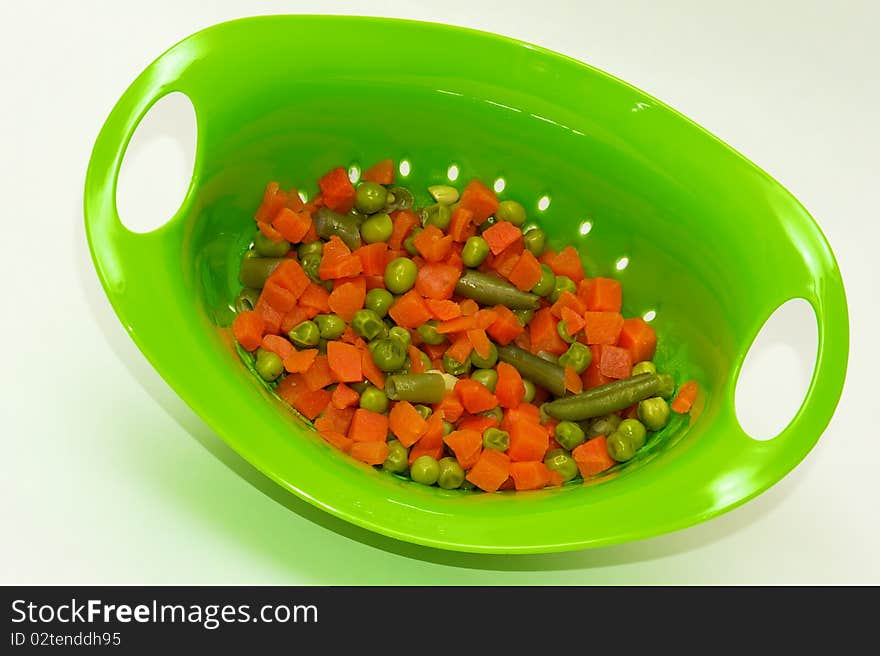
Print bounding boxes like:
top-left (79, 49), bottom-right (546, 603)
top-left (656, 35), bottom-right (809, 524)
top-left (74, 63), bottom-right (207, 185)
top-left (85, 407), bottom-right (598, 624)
top-left (84, 16), bottom-right (848, 553)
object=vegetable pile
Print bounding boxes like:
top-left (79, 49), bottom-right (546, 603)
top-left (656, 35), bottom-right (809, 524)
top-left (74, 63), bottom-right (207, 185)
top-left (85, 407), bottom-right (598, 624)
top-left (231, 160), bottom-right (698, 492)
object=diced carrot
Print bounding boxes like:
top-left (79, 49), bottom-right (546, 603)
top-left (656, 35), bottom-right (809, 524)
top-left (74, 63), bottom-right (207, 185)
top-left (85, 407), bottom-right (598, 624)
top-left (622, 403), bottom-right (639, 419)
top-left (389, 210), bottom-right (419, 250)
top-left (564, 366), bottom-right (584, 393)
top-left (434, 394), bottom-right (464, 423)
top-left (272, 208), bottom-right (312, 243)
top-left (348, 408), bottom-right (389, 442)
top-left (259, 279), bottom-right (298, 314)
top-left (495, 361), bottom-right (525, 409)
top-left (576, 278), bottom-right (595, 305)
top-left (422, 343), bottom-right (447, 361)
top-left (617, 317), bottom-right (657, 364)
top-left (302, 354), bottom-right (334, 390)
top-left (318, 166), bottom-right (356, 214)
top-left (437, 316), bottom-right (477, 334)
top-left (283, 348), bottom-right (318, 374)
top-left (352, 242), bottom-right (389, 276)
top-left (547, 246), bottom-right (585, 282)
top-left (350, 441), bottom-right (390, 465)
top-left (508, 420), bottom-right (549, 462)
top-left (318, 430), bottom-right (354, 453)
top-left (363, 274), bottom-right (386, 291)
top-left (572, 436), bottom-right (616, 477)
top-left (284, 188), bottom-right (306, 211)
top-left (261, 334), bottom-right (295, 361)
top-left (454, 378), bottom-right (498, 414)
top-left (254, 297), bottom-right (283, 334)
top-left (424, 298), bottom-right (462, 321)
top-left (315, 403), bottom-right (356, 436)
top-left (318, 236), bottom-right (362, 280)
top-left (475, 309), bottom-right (500, 330)
top-left (507, 249), bottom-right (543, 291)
top-left (415, 263), bottom-right (460, 300)
top-left (561, 307), bottom-right (586, 337)
top-left (581, 345), bottom-right (612, 389)
top-left (483, 221), bottom-right (523, 256)
top-left (408, 345), bottom-right (426, 374)
top-left (547, 469), bottom-right (565, 487)
top-left (586, 277), bottom-right (622, 312)
top-left (671, 380), bottom-right (699, 414)
top-left (298, 282), bottom-right (331, 313)
top-left (276, 374), bottom-right (331, 420)
top-left (598, 345), bottom-right (632, 379)
top-left (413, 225), bottom-right (452, 263)
top-left (255, 182), bottom-right (288, 223)
top-left (270, 259), bottom-right (311, 300)
top-left (550, 291), bottom-right (587, 319)
top-left (280, 306), bottom-right (310, 334)
top-left (457, 415), bottom-right (499, 434)
top-left (466, 329), bottom-right (492, 360)
top-left (409, 413), bottom-right (445, 463)
top-left (529, 307), bottom-right (569, 355)
top-left (232, 310), bottom-right (264, 351)
top-left (328, 277), bottom-right (366, 323)
top-left (257, 220), bottom-right (284, 242)
top-left (331, 382), bottom-right (361, 410)
top-left (509, 461), bottom-right (552, 491)
top-left (387, 290), bottom-right (433, 329)
top-left (360, 347), bottom-right (386, 389)
top-left (583, 311), bottom-right (624, 345)
top-left (459, 179), bottom-right (499, 222)
top-left (389, 401), bottom-right (429, 447)
top-left (538, 247), bottom-right (557, 267)
top-left (327, 341), bottom-right (363, 383)
top-left (448, 206), bottom-right (476, 243)
top-left (466, 449), bottom-right (510, 492)
top-left (460, 299), bottom-right (479, 316)
top-left (444, 429), bottom-right (483, 469)
top-left (360, 158), bottom-right (395, 185)
top-left (486, 305), bottom-right (525, 345)
top-left (445, 334), bottom-right (474, 364)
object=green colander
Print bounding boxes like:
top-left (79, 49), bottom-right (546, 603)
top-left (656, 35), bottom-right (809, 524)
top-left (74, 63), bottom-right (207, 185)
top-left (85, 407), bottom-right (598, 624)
top-left (84, 15), bottom-right (848, 553)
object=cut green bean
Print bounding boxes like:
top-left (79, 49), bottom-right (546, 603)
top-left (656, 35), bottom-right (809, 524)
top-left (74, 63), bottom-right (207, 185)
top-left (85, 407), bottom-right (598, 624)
top-left (496, 344), bottom-right (566, 397)
top-left (313, 206), bottom-right (362, 251)
top-left (384, 373), bottom-right (447, 404)
top-left (239, 257), bottom-right (284, 289)
top-left (454, 271), bottom-right (541, 310)
top-left (234, 288), bottom-right (261, 313)
top-left (543, 373), bottom-right (675, 421)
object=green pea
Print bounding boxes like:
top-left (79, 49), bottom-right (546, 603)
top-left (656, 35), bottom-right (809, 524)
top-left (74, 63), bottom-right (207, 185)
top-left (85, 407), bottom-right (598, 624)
top-left (480, 406), bottom-right (504, 423)
top-left (606, 431), bottom-right (635, 462)
top-left (470, 342), bottom-right (498, 368)
top-left (483, 427), bottom-right (510, 452)
top-left (297, 240), bottom-right (323, 259)
top-left (587, 413), bottom-right (622, 439)
top-left (419, 351), bottom-right (432, 372)
top-left (254, 230), bottom-right (291, 257)
top-left (383, 440), bottom-right (409, 473)
top-left (442, 420), bottom-right (455, 436)
top-left (522, 379), bottom-right (536, 403)
top-left (355, 181), bottom-right (388, 214)
top-left (632, 361), bottom-right (657, 376)
top-left (421, 203), bottom-right (452, 230)
top-left (513, 309), bottom-right (535, 326)
top-left (384, 186), bottom-right (414, 212)
top-left (314, 313), bottom-right (345, 340)
top-left (403, 232), bottom-right (420, 256)
top-left (554, 420), bottom-right (585, 450)
top-left (369, 338), bottom-right (408, 372)
top-left (301, 253), bottom-right (322, 282)
top-left (557, 320), bottom-right (576, 344)
top-left (410, 455), bottom-right (440, 485)
top-left (359, 385), bottom-right (389, 413)
top-left (414, 404), bottom-right (433, 420)
top-left (437, 457), bottom-right (465, 489)
top-left (443, 353), bottom-right (471, 376)
top-left (558, 342), bottom-right (592, 374)
top-left (234, 287), bottom-right (260, 313)
top-left (638, 397), bottom-right (670, 432)
top-left (549, 275), bottom-right (576, 302)
top-left (365, 288), bottom-right (394, 318)
top-left (289, 320), bottom-right (320, 348)
top-left (417, 320), bottom-right (446, 346)
top-left (462, 236), bottom-right (490, 268)
top-left (384, 257), bottom-right (418, 294)
top-left (388, 326), bottom-right (411, 348)
top-left (495, 199), bottom-right (526, 226)
top-left (254, 348), bottom-right (283, 381)
top-left (352, 309), bottom-right (387, 341)
top-left (471, 368), bottom-right (498, 393)
top-left (360, 212), bottom-right (393, 244)
top-left (428, 184), bottom-right (459, 205)
top-left (531, 264), bottom-right (556, 297)
top-left (544, 448), bottom-right (579, 482)
top-left (523, 227), bottom-right (546, 256)
top-left (460, 479), bottom-right (477, 491)
top-left (617, 418), bottom-right (648, 451)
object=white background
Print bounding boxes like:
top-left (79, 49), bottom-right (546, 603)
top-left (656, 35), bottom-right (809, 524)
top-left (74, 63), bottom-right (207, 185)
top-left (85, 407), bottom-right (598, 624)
top-left (1, 0), bottom-right (877, 583)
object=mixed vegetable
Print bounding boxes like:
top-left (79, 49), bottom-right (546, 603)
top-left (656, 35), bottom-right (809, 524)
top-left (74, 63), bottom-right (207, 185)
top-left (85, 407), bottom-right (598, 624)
top-left (231, 160), bottom-right (698, 492)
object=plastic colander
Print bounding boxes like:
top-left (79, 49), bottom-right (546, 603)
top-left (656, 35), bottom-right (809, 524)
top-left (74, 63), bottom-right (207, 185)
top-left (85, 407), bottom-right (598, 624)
top-left (84, 15), bottom-right (848, 553)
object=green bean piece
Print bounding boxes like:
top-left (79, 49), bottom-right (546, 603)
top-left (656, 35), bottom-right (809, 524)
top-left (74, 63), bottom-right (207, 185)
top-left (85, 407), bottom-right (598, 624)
top-left (254, 230), bottom-right (291, 257)
top-left (383, 440), bottom-right (409, 473)
top-left (544, 448), bottom-right (579, 482)
top-left (239, 257), bottom-right (284, 289)
top-left (514, 309), bottom-right (535, 326)
top-left (417, 321), bottom-right (446, 346)
top-left (606, 431), bottom-right (636, 462)
top-left (410, 455), bottom-right (440, 485)
top-left (471, 368), bottom-right (498, 393)
top-left (360, 212), bottom-right (394, 244)
top-left (470, 342), bottom-right (498, 369)
top-left (355, 181), bottom-right (388, 214)
top-left (558, 342), bottom-right (592, 374)
top-left (638, 397), bottom-right (670, 432)
top-left (554, 420), bottom-right (586, 450)
top-left (384, 186), bottom-right (414, 212)
top-left (531, 265), bottom-right (556, 297)
top-left (442, 353), bottom-right (471, 376)
top-left (543, 373), bottom-right (675, 421)
top-left (549, 275), bottom-right (576, 303)
top-left (384, 373), bottom-right (447, 404)
top-left (482, 427), bottom-right (510, 452)
top-left (437, 457), bottom-right (465, 489)
top-left (300, 253), bottom-right (322, 282)
top-left (618, 418), bottom-right (647, 451)
top-left (254, 348), bottom-right (284, 382)
top-left (421, 203), bottom-right (452, 230)
top-left (369, 338), bottom-right (408, 372)
top-left (242, 248), bottom-right (259, 261)
top-left (313, 206), bottom-right (362, 251)
top-left (428, 184), bottom-right (459, 205)
top-left (384, 257), bottom-right (418, 294)
top-left (455, 271), bottom-right (541, 310)
top-left (461, 236), bottom-right (490, 268)
top-left (352, 309), bottom-right (387, 341)
top-left (359, 385), bottom-right (389, 414)
top-left (557, 320), bottom-right (576, 344)
top-left (314, 313), bottom-right (345, 340)
top-left (495, 199), bottom-right (526, 226)
top-left (297, 240), bottom-right (323, 259)
top-left (365, 288), bottom-right (394, 318)
top-left (523, 227), bottom-right (546, 256)
top-left (522, 379), bottom-right (536, 403)
top-left (234, 288), bottom-right (261, 313)
top-left (632, 360), bottom-right (657, 376)
top-left (289, 320), bottom-right (320, 348)
top-left (586, 413), bottom-right (622, 438)
top-left (497, 344), bottom-right (566, 397)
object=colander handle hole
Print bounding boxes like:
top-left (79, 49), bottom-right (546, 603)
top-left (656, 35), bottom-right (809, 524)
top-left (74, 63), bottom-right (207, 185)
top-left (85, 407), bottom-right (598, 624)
top-left (734, 298), bottom-right (818, 440)
top-left (115, 91), bottom-right (197, 234)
